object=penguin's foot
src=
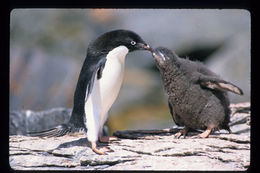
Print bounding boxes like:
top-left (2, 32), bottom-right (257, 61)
top-left (91, 141), bottom-right (112, 155)
top-left (174, 127), bottom-right (189, 139)
top-left (98, 135), bottom-right (118, 143)
top-left (192, 127), bottom-right (213, 139)
top-left (197, 128), bottom-right (212, 138)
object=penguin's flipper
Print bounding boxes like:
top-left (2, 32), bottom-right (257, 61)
top-left (96, 58), bottom-right (107, 79)
top-left (198, 75), bottom-right (243, 95)
top-left (85, 57), bottom-right (107, 101)
top-left (168, 100), bottom-right (182, 126)
top-left (28, 124), bottom-right (72, 137)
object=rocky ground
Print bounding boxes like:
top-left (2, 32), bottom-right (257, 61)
top-left (9, 102), bottom-right (250, 171)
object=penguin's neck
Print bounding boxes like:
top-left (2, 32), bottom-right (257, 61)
top-left (160, 58), bottom-right (183, 92)
top-left (106, 45), bottom-right (129, 63)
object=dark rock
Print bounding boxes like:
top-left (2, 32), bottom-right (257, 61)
top-left (9, 108), bottom-right (72, 135)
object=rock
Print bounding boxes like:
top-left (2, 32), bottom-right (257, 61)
top-left (9, 108), bottom-right (72, 135)
top-left (9, 102), bottom-right (250, 170)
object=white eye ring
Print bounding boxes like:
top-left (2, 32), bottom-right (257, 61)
top-left (131, 41), bottom-right (136, 45)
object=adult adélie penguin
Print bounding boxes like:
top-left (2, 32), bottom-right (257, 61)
top-left (29, 29), bottom-right (152, 155)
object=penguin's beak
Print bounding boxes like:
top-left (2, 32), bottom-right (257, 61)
top-left (137, 43), bottom-right (155, 52)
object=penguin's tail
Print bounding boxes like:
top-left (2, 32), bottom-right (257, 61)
top-left (28, 123), bottom-right (85, 137)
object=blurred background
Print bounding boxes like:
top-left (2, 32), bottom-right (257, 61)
top-left (10, 9), bottom-right (250, 134)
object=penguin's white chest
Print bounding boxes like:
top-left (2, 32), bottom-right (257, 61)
top-left (94, 45), bottom-right (128, 108)
top-left (84, 46), bottom-right (129, 141)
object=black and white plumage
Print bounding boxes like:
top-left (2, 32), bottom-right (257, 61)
top-left (29, 30), bottom-right (151, 154)
top-left (151, 47), bottom-right (243, 138)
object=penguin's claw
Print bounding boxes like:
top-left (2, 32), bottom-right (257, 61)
top-left (92, 147), bottom-right (107, 155)
top-left (173, 131), bottom-right (183, 139)
top-left (92, 146), bottom-right (112, 155)
top-left (173, 127), bottom-right (189, 139)
top-left (91, 142), bottom-right (113, 155)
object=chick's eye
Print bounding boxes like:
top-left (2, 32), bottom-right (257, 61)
top-left (131, 41), bottom-right (136, 45)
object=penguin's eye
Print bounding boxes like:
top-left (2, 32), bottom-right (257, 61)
top-left (130, 41), bottom-right (136, 45)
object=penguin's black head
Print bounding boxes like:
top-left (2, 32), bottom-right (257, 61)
top-left (90, 29), bottom-right (151, 54)
top-left (152, 47), bottom-right (174, 66)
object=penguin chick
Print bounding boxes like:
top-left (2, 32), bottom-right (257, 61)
top-left (29, 30), bottom-right (151, 155)
top-left (151, 47), bottom-right (243, 138)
